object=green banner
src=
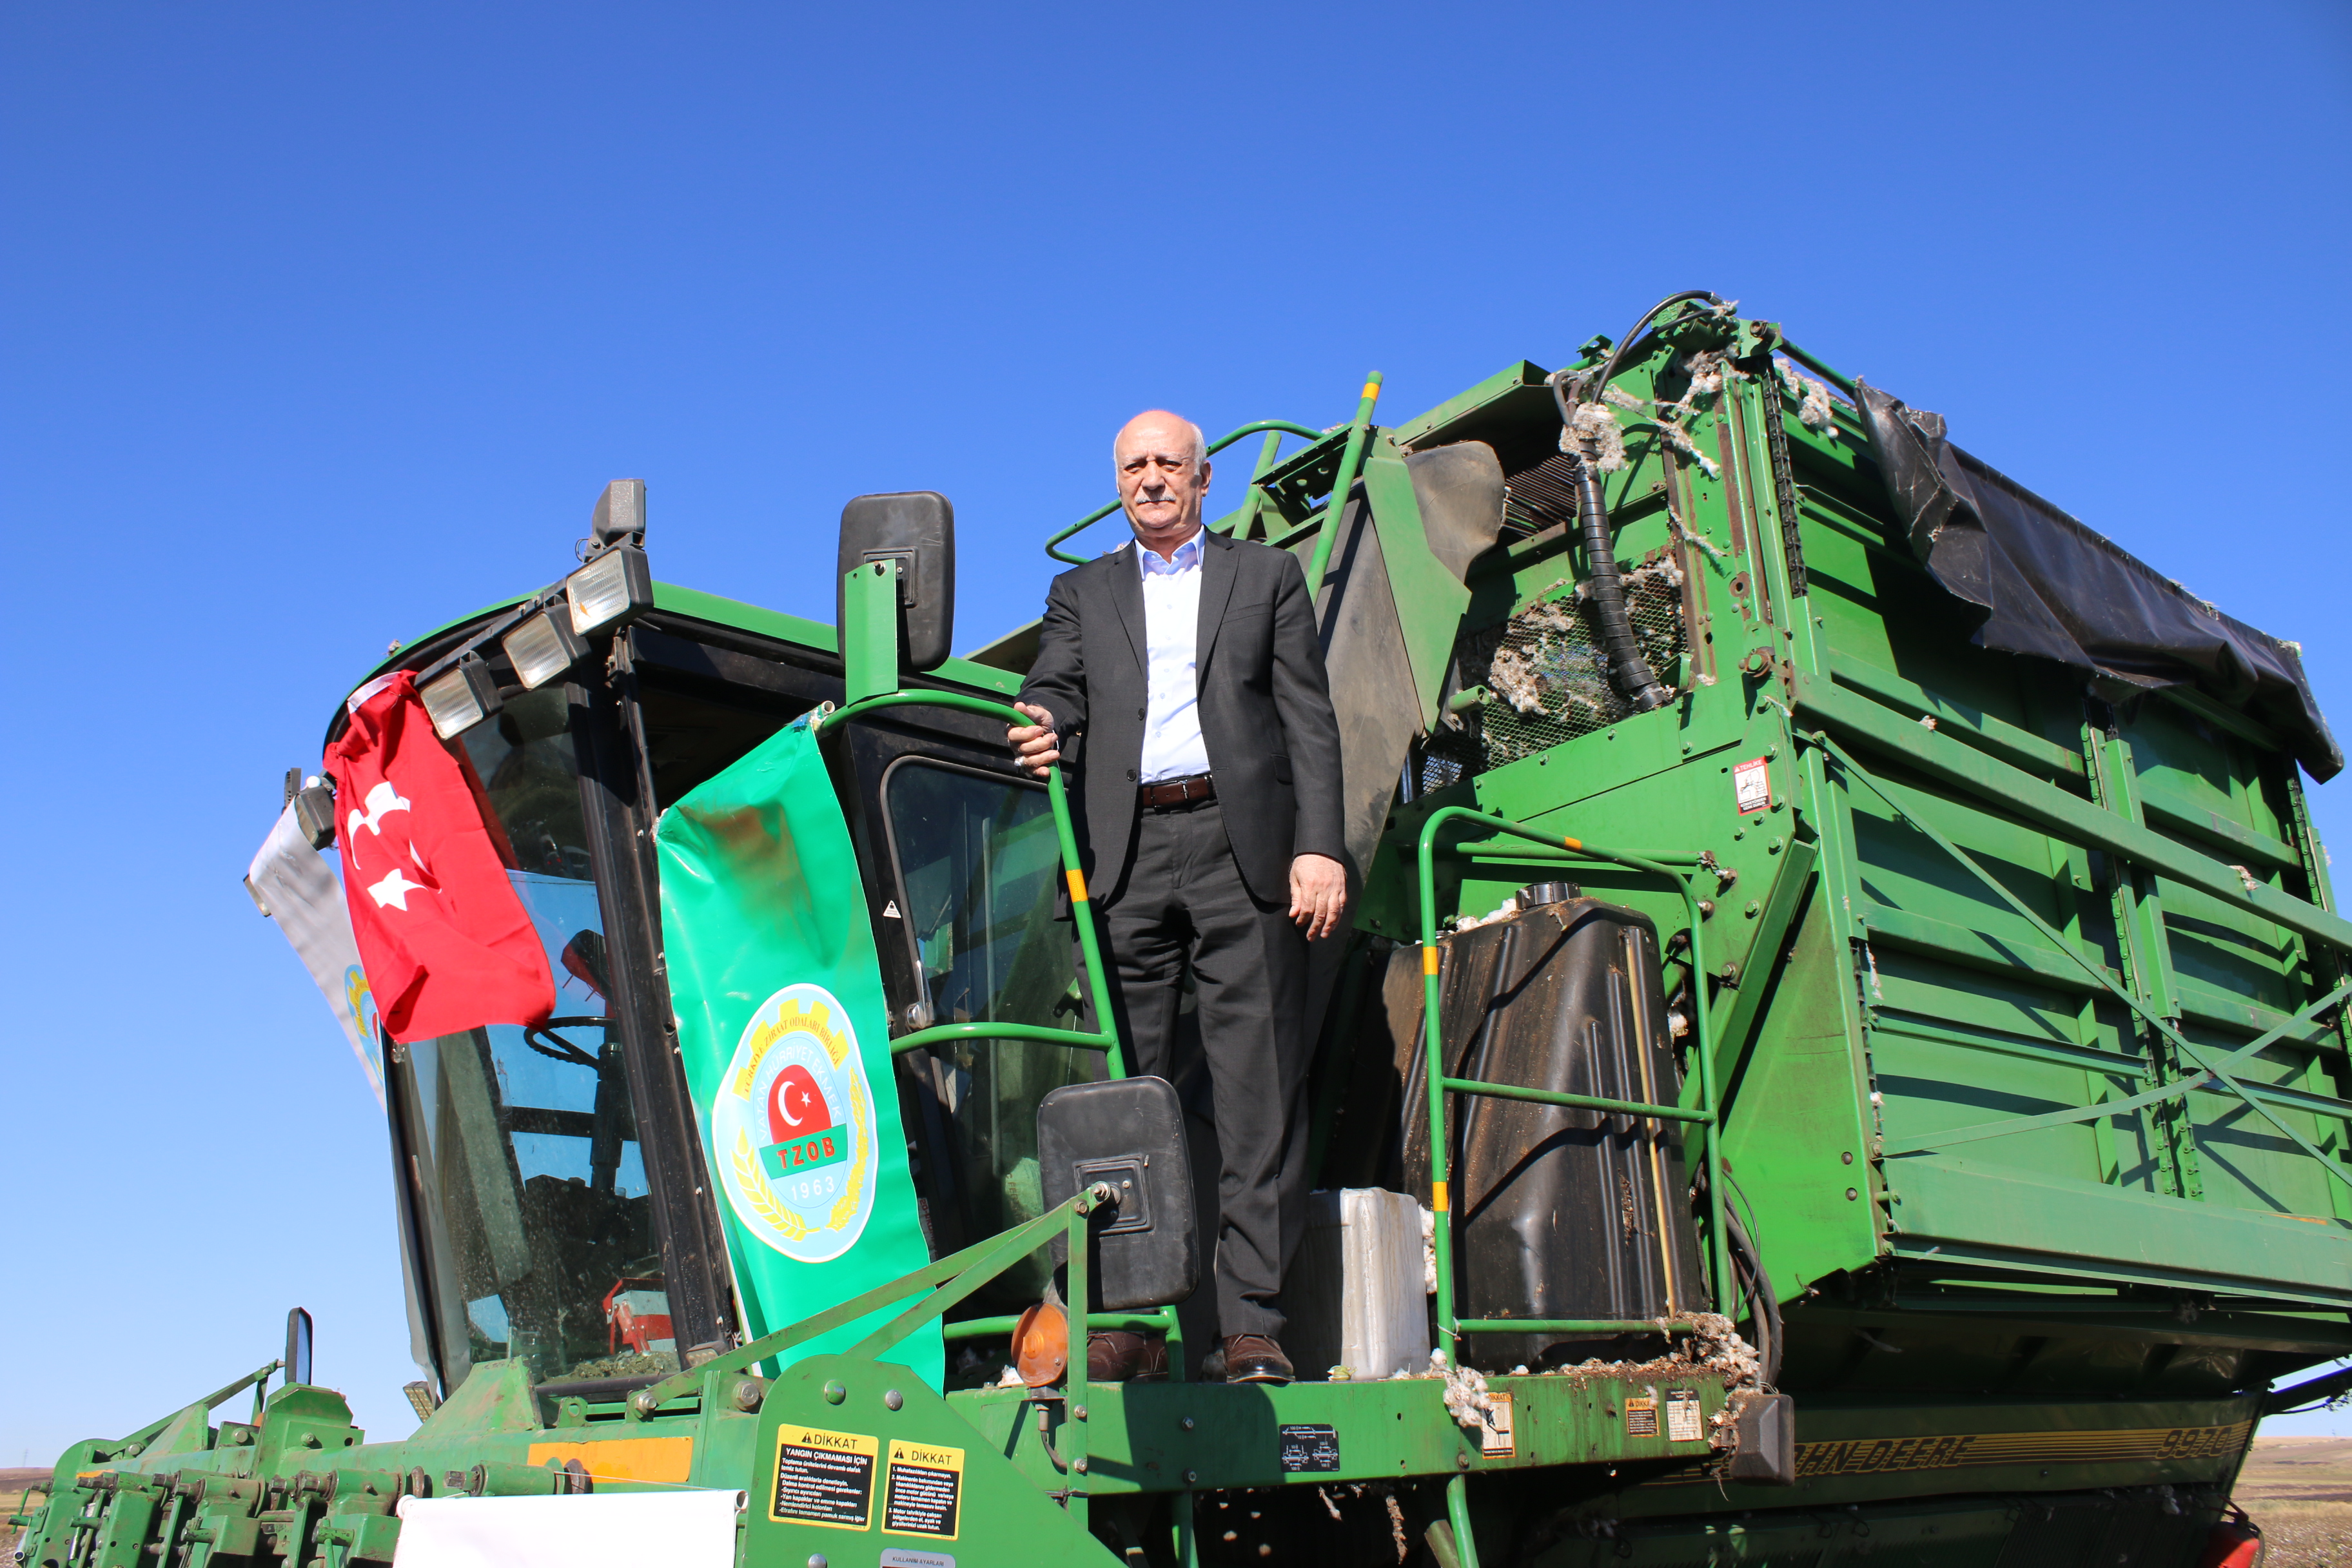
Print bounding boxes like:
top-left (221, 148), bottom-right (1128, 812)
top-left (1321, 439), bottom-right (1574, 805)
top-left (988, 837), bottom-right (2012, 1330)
top-left (655, 715), bottom-right (941, 1389)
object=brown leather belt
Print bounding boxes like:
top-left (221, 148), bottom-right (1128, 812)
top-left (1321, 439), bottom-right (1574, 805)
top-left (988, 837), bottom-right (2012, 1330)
top-left (1138, 772), bottom-right (1216, 809)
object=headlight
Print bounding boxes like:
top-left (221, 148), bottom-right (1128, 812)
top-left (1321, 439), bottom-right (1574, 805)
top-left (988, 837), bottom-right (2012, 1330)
top-left (565, 543), bottom-right (653, 636)
top-left (502, 609), bottom-right (588, 690)
top-left (418, 658), bottom-right (504, 739)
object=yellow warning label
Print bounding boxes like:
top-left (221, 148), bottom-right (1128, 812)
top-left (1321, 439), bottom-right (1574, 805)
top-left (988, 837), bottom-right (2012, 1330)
top-left (1625, 1395), bottom-right (1659, 1438)
top-left (883, 1439), bottom-right (965, 1540)
top-left (770, 1425), bottom-right (879, 1531)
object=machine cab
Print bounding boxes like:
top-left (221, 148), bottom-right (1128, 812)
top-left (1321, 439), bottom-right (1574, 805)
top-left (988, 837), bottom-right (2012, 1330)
top-left (314, 485), bottom-right (1093, 1403)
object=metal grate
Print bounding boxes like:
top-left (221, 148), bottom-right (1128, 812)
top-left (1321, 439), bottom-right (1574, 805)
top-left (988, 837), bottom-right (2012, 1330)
top-left (1501, 451), bottom-right (1583, 540)
top-left (1420, 560), bottom-right (1687, 789)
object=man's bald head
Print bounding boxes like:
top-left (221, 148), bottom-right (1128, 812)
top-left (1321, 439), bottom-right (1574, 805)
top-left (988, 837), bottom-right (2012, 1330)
top-left (1113, 409), bottom-right (1213, 554)
top-left (1113, 410), bottom-right (1208, 475)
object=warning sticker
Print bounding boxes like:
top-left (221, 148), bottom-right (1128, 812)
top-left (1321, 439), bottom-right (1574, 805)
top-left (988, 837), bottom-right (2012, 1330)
top-left (1479, 1392), bottom-right (1515, 1458)
top-left (1665, 1389), bottom-right (1703, 1443)
top-left (1278, 1424), bottom-right (1342, 1473)
top-left (770, 1424), bottom-right (879, 1531)
top-left (1624, 1396), bottom-right (1659, 1438)
top-left (1734, 757), bottom-right (1772, 814)
top-left (883, 1440), bottom-right (964, 1540)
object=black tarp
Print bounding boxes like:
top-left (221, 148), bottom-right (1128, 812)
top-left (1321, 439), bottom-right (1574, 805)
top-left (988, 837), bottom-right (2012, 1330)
top-left (1855, 380), bottom-right (2342, 781)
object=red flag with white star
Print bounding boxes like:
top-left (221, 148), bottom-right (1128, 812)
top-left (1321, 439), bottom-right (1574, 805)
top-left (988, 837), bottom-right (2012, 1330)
top-left (325, 671), bottom-right (554, 1043)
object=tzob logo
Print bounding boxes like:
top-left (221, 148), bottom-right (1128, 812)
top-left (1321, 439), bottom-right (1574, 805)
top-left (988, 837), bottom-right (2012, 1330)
top-left (714, 984), bottom-right (876, 1262)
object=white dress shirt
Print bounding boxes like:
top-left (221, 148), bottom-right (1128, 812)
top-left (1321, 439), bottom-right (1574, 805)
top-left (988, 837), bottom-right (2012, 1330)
top-left (1135, 533), bottom-right (1212, 784)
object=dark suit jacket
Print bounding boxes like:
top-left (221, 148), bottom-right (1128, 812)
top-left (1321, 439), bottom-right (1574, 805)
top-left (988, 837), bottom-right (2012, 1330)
top-left (1018, 529), bottom-right (1346, 903)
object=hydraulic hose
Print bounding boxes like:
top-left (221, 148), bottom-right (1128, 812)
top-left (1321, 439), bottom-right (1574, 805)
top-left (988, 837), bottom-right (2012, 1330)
top-left (1573, 452), bottom-right (1670, 712)
top-left (1722, 1198), bottom-right (1783, 1388)
top-left (1547, 291), bottom-right (1725, 716)
top-left (1577, 289), bottom-right (1727, 413)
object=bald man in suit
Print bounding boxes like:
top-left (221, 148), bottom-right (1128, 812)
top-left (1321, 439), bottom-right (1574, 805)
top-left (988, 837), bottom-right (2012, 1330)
top-left (1008, 410), bottom-right (1346, 1386)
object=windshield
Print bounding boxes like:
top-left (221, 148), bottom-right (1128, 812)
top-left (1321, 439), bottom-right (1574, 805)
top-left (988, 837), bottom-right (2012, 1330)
top-left (883, 758), bottom-right (1092, 1299)
top-left (391, 688), bottom-right (669, 1391)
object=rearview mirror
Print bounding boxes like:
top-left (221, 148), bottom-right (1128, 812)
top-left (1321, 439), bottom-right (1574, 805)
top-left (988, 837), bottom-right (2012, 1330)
top-left (284, 1306), bottom-right (314, 1387)
top-left (836, 491), bottom-right (955, 672)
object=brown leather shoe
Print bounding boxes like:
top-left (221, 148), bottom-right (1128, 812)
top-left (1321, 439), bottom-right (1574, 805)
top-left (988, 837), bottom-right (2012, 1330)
top-left (1085, 1330), bottom-right (1169, 1382)
top-left (1220, 1333), bottom-right (1293, 1385)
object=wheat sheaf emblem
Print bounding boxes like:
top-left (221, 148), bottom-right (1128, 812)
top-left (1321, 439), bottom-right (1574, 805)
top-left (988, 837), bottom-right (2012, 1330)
top-left (733, 1129), bottom-right (810, 1242)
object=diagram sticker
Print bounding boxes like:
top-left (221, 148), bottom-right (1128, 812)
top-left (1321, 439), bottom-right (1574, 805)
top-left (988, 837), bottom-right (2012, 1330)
top-left (1623, 1395), bottom-right (1659, 1438)
top-left (1665, 1389), bottom-right (1704, 1443)
top-left (1279, 1425), bottom-right (1342, 1472)
top-left (1734, 757), bottom-right (1772, 814)
top-left (770, 1425), bottom-right (879, 1531)
top-left (883, 1440), bottom-right (964, 1540)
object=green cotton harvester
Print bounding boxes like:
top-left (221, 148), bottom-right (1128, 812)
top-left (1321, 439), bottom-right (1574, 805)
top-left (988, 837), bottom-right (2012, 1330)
top-left (22, 293), bottom-right (2351, 1568)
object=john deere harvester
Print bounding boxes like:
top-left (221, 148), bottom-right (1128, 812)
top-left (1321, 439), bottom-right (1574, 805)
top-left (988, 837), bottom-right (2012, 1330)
top-left (18, 294), bottom-right (2346, 1567)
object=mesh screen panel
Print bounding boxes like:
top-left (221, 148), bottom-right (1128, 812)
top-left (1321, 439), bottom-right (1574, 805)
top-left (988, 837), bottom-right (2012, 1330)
top-left (1420, 559), bottom-right (1687, 790)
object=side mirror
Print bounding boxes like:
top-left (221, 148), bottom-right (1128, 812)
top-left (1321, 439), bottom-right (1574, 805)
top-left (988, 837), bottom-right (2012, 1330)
top-left (284, 1306), bottom-right (314, 1387)
top-left (836, 491), bottom-right (955, 672)
top-left (1037, 1077), bottom-right (1198, 1311)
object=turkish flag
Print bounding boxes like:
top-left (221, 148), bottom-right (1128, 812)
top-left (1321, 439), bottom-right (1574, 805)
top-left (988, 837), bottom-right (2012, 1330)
top-left (325, 672), bottom-right (555, 1043)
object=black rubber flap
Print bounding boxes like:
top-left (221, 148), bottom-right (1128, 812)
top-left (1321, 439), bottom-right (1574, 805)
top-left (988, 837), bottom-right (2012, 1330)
top-left (1037, 1075), bottom-right (1199, 1311)
top-left (1856, 380), bottom-right (2340, 780)
top-left (1403, 440), bottom-right (1508, 585)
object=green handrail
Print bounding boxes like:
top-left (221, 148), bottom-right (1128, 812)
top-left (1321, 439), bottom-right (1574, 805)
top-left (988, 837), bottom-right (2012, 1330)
top-left (1217, 427), bottom-right (1289, 542)
top-left (816, 690), bottom-right (1124, 1077)
top-left (629, 1182), bottom-right (1112, 1415)
top-left (939, 1312), bottom-right (1167, 1340)
top-left (1415, 807), bottom-right (1726, 1357)
top-left (815, 690), bottom-right (1188, 1378)
top-left (1300, 373), bottom-right (1381, 601)
top-left (1045, 419), bottom-right (1329, 565)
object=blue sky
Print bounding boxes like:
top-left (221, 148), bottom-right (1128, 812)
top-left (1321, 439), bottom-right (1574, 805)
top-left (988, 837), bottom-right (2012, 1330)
top-left (4, 3), bottom-right (2349, 1460)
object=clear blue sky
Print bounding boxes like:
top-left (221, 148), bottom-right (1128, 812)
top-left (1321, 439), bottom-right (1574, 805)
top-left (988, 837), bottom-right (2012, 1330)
top-left (5, 3), bottom-right (2349, 1461)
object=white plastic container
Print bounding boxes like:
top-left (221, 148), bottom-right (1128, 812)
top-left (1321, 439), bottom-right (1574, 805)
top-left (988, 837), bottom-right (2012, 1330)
top-left (1283, 1188), bottom-right (1432, 1380)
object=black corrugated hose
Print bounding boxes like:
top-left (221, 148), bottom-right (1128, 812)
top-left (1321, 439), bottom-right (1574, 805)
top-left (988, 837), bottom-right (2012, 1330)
top-left (1547, 288), bottom-right (1726, 714)
top-left (1571, 452), bottom-right (1670, 712)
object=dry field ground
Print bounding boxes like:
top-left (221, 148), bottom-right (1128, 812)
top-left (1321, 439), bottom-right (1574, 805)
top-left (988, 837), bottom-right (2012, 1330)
top-left (1, 1467), bottom-right (44, 1559)
top-left (2237, 1436), bottom-right (2352, 1566)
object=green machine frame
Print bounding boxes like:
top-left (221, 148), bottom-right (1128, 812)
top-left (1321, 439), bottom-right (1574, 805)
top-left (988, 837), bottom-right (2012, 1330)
top-left (22, 305), bottom-right (2349, 1568)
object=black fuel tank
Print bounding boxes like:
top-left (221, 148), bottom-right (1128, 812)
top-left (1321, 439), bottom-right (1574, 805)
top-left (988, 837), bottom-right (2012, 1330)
top-left (1404, 889), bottom-right (1709, 1370)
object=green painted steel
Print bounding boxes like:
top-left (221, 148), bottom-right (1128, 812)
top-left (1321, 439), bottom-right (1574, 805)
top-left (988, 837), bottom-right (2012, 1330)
top-left (1300, 371), bottom-right (1381, 599)
top-left (811, 687), bottom-right (1123, 1077)
top-left (83, 300), bottom-right (2340, 1565)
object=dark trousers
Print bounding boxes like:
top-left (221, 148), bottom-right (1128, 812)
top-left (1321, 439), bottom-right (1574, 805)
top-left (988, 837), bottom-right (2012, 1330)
top-left (1099, 797), bottom-right (1311, 1338)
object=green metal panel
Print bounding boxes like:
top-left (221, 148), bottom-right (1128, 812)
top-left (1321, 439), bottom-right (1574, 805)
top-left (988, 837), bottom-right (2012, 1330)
top-left (743, 1354), bottom-right (1121, 1567)
top-left (1360, 442), bottom-right (1469, 731)
top-left (1716, 888), bottom-right (1886, 1298)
